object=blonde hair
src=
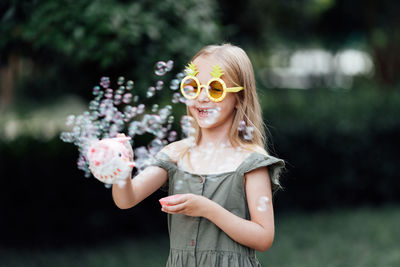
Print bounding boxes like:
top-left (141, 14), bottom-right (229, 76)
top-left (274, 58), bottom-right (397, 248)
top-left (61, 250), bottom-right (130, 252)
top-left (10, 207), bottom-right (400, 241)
top-left (186, 43), bottom-right (268, 153)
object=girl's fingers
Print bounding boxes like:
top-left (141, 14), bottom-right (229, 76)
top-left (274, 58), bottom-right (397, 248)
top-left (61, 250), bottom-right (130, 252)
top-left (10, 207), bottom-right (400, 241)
top-left (166, 195), bottom-right (186, 206)
top-left (163, 203), bottom-right (185, 213)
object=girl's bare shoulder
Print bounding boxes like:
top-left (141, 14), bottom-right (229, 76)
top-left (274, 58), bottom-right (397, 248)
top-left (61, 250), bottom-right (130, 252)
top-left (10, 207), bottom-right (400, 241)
top-left (159, 139), bottom-right (191, 163)
top-left (241, 144), bottom-right (268, 156)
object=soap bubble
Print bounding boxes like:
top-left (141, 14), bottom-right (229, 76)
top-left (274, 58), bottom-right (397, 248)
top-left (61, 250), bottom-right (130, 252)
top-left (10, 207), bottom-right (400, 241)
top-left (181, 115), bottom-right (195, 137)
top-left (238, 120), bottom-right (246, 131)
top-left (159, 105), bottom-right (172, 121)
top-left (126, 80), bottom-right (134, 90)
top-left (167, 115), bottom-right (174, 124)
top-left (137, 104), bottom-right (145, 114)
top-left (148, 138), bottom-right (163, 155)
top-left (117, 86), bottom-right (125, 95)
top-left (114, 94), bottom-right (122, 105)
top-left (151, 104), bottom-right (159, 112)
top-left (155, 61), bottom-right (168, 76)
top-left (104, 183), bottom-right (113, 189)
top-left (117, 76), bottom-right (125, 85)
top-left (203, 107), bottom-right (221, 125)
top-left (60, 132), bottom-right (74, 143)
top-left (244, 126), bottom-right (254, 141)
top-left (166, 60), bottom-right (174, 71)
top-left (133, 95), bottom-right (139, 102)
top-left (156, 80), bottom-right (164, 91)
top-left (122, 93), bottom-right (132, 104)
top-left (93, 85), bottom-right (101, 95)
top-left (100, 77), bottom-right (110, 88)
top-left (66, 115), bottom-right (75, 126)
top-left (168, 131), bottom-right (177, 142)
top-left (146, 86), bottom-right (156, 98)
top-left (170, 79), bottom-right (180, 90)
top-left (172, 92), bottom-right (181, 103)
top-left (129, 121), bottom-right (146, 136)
top-left (257, 196), bottom-right (269, 212)
top-left (175, 179), bottom-right (183, 190)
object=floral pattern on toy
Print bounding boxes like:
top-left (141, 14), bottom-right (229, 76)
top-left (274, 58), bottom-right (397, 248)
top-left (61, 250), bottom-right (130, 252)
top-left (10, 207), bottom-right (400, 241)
top-left (87, 137), bottom-right (134, 186)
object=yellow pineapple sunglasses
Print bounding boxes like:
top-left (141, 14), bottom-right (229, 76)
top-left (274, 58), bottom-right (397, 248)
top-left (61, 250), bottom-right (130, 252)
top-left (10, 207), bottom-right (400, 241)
top-left (180, 62), bottom-right (244, 102)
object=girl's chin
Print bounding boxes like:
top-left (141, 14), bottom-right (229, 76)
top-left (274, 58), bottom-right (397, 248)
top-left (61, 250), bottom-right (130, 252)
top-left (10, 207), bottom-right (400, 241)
top-left (196, 117), bottom-right (219, 128)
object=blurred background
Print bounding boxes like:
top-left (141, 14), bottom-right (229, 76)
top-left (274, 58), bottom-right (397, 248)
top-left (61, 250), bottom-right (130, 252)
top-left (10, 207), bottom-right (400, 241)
top-left (1, 0), bottom-right (399, 266)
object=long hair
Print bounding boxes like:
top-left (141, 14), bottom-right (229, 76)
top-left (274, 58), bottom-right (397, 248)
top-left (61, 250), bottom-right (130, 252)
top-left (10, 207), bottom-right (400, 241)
top-left (185, 43), bottom-right (268, 153)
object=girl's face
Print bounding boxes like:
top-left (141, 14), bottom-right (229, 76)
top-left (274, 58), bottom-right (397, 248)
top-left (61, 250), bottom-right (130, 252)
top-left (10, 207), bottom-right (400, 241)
top-left (187, 56), bottom-right (238, 129)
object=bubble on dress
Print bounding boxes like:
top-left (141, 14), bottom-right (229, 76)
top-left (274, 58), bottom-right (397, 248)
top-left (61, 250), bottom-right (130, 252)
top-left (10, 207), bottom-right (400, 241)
top-left (175, 179), bottom-right (183, 190)
top-left (207, 174), bottom-right (218, 183)
top-left (257, 196), bottom-right (269, 212)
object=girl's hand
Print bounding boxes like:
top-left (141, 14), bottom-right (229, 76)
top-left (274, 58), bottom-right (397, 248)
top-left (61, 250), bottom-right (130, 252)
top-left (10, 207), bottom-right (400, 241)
top-left (161, 194), bottom-right (210, 217)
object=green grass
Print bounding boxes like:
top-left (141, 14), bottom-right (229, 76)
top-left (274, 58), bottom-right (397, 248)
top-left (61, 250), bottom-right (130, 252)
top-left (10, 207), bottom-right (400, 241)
top-left (259, 206), bottom-right (400, 267)
top-left (1, 206), bottom-right (399, 267)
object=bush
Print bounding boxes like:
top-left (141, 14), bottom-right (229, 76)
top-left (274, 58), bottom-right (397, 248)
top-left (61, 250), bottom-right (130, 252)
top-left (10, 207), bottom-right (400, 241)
top-left (260, 86), bottom-right (400, 211)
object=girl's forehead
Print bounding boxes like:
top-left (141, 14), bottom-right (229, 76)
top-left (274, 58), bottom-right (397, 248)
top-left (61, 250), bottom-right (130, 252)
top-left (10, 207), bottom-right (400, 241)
top-left (193, 56), bottom-right (224, 79)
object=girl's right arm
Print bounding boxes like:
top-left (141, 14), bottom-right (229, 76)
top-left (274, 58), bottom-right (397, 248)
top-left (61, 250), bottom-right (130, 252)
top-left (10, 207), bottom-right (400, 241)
top-left (112, 165), bottom-right (168, 209)
top-left (112, 137), bottom-right (187, 209)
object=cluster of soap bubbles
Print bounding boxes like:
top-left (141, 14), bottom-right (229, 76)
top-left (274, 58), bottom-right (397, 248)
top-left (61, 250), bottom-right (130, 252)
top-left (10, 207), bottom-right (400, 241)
top-left (203, 107), bottom-right (221, 125)
top-left (61, 60), bottom-right (189, 179)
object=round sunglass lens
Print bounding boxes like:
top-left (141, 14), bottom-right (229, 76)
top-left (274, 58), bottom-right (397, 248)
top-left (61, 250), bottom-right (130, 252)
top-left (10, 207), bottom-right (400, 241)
top-left (182, 78), bottom-right (198, 98)
top-left (209, 81), bottom-right (224, 99)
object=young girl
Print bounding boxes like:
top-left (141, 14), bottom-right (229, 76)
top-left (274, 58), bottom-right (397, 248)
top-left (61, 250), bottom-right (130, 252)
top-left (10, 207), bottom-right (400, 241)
top-left (112, 43), bottom-right (285, 267)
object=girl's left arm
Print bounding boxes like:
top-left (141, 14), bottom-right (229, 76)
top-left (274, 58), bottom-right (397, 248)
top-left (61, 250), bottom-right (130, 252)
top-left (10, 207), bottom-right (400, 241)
top-left (161, 166), bottom-right (275, 251)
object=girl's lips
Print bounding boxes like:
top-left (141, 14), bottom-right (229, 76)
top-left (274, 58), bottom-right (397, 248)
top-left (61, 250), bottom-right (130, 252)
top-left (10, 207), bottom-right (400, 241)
top-left (197, 108), bottom-right (210, 118)
top-left (195, 107), bottom-right (216, 118)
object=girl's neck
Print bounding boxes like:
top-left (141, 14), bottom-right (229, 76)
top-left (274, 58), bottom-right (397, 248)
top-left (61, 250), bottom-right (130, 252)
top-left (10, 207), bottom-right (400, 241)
top-left (198, 120), bottom-right (233, 148)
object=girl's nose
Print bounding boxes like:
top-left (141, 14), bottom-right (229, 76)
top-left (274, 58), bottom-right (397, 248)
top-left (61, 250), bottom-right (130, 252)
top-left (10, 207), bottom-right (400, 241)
top-left (197, 85), bottom-right (210, 102)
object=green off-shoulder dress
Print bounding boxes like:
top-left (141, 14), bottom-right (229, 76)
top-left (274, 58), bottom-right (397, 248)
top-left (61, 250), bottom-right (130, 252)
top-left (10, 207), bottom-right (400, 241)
top-left (151, 151), bottom-right (285, 267)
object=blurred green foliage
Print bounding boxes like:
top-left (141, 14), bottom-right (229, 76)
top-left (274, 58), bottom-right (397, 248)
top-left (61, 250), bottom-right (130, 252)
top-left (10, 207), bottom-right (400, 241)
top-left (260, 86), bottom-right (400, 210)
top-left (1, 0), bottom-right (221, 101)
